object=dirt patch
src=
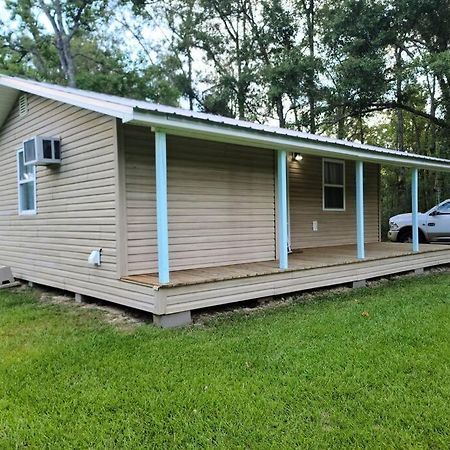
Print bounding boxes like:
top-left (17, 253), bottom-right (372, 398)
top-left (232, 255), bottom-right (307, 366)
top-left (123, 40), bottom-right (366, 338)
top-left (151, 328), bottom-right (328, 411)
top-left (31, 287), bottom-right (151, 329)
top-left (13, 264), bottom-right (450, 328)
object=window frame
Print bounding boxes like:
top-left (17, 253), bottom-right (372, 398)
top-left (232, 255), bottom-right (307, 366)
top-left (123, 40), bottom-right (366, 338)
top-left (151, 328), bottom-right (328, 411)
top-left (322, 158), bottom-right (346, 212)
top-left (17, 149), bottom-right (37, 216)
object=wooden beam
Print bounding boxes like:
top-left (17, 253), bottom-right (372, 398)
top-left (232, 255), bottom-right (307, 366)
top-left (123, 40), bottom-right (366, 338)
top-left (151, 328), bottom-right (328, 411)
top-left (277, 150), bottom-right (288, 269)
top-left (356, 160), bottom-right (365, 259)
top-left (411, 167), bottom-right (420, 252)
top-left (155, 130), bottom-right (170, 283)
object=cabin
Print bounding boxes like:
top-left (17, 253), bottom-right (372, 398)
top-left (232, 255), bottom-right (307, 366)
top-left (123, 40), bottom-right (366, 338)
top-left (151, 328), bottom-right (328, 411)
top-left (0, 75), bottom-right (450, 327)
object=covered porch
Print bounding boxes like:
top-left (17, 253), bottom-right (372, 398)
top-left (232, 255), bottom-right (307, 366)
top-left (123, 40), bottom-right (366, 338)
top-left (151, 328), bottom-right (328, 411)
top-left (117, 114), bottom-right (450, 324)
top-left (141, 130), bottom-right (443, 288)
top-left (123, 242), bottom-right (450, 289)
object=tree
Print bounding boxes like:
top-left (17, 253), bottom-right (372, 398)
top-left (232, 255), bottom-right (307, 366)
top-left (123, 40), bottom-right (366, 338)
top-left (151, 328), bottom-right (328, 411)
top-left (126, 0), bottom-right (204, 109)
top-left (3, 0), bottom-right (107, 87)
top-left (72, 37), bottom-right (182, 103)
top-left (1, 0), bottom-right (183, 103)
top-left (298, 0), bottom-right (320, 133)
top-left (195, 0), bottom-right (260, 119)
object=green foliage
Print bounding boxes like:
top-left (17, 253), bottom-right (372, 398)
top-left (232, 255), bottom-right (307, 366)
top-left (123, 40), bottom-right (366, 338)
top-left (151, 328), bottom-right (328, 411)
top-left (0, 0), bottom-right (183, 104)
top-left (321, 0), bottom-right (391, 54)
top-left (427, 51), bottom-right (450, 80)
top-left (72, 38), bottom-right (181, 104)
top-left (335, 55), bottom-right (387, 107)
top-left (1, 274), bottom-right (450, 447)
top-left (201, 87), bottom-right (235, 117)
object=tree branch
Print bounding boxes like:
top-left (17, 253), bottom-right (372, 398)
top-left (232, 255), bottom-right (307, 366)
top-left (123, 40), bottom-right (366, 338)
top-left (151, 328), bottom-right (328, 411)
top-left (325, 101), bottom-right (449, 130)
top-left (69, 0), bottom-right (90, 39)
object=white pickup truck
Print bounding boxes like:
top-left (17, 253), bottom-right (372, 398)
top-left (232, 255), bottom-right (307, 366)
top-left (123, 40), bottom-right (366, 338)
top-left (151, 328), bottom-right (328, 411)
top-left (388, 199), bottom-right (450, 243)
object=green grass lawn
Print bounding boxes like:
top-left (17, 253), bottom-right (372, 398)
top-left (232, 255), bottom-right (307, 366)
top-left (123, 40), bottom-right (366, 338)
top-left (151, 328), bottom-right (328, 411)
top-left (1, 273), bottom-right (449, 449)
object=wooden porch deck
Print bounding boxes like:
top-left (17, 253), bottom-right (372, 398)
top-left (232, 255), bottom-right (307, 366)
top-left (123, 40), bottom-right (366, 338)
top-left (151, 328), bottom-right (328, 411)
top-left (123, 242), bottom-right (450, 289)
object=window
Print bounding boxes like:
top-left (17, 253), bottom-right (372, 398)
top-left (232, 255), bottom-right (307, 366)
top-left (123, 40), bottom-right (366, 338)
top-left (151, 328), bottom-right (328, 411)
top-left (24, 139), bottom-right (36, 163)
top-left (323, 159), bottom-right (345, 210)
top-left (436, 202), bottom-right (450, 215)
top-left (17, 149), bottom-right (36, 215)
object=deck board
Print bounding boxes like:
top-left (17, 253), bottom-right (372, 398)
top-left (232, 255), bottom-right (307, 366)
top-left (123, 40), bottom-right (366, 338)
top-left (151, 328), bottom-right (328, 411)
top-left (122, 242), bottom-right (450, 288)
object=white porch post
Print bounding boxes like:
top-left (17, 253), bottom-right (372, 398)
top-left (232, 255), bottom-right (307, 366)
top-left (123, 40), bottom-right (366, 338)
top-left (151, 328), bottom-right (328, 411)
top-left (355, 160), bottom-right (365, 259)
top-left (277, 150), bottom-right (288, 269)
top-left (411, 167), bottom-right (420, 252)
top-left (155, 130), bottom-right (170, 284)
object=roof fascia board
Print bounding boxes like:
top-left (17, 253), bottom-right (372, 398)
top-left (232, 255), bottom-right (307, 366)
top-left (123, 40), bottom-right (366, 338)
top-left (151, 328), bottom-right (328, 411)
top-left (129, 111), bottom-right (450, 172)
top-left (0, 78), bottom-right (134, 121)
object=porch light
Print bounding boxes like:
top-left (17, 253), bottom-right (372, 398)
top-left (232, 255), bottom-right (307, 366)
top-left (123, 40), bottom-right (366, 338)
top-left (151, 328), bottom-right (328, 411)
top-left (294, 153), bottom-right (303, 162)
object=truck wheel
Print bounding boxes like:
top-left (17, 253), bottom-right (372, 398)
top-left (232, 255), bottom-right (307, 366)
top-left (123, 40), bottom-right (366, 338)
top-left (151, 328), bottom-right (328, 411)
top-left (398, 228), bottom-right (412, 243)
top-left (397, 228), bottom-right (426, 243)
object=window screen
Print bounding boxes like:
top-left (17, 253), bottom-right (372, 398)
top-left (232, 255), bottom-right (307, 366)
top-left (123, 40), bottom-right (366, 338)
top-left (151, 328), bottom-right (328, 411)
top-left (17, 150), bottom-right (36, 214)
top-left (323, 159), bottom-right (345, 210)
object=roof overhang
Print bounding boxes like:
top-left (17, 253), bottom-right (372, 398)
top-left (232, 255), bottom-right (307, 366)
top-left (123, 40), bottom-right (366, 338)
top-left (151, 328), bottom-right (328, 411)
top-left (0, 76), bottom-right (134, 126)
top-left (1, 74), bottom-right (449, 172)
top-left (129, 110), bottom-right (450, 172)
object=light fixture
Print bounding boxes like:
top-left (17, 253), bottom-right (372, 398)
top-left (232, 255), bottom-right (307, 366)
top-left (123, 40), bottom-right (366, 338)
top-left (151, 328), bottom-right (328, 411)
top-left (294, 153), bottom-right (303, 162)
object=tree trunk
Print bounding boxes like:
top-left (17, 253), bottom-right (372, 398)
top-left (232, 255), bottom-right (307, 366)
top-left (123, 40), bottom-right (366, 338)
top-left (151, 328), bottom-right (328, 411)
top-left (306, 0), bottom-right (316, 134)
top-left (394, 47), bottom-right (406, 212)
top-left (187, 45), bottom-right (194, 110)
top-left (337, 106), bottom-right (345, 139)
top-left (395, 47), bottom-right (404, 151)
top-left (62, 36), bottom-right (76, 87)
top-left (38, 0), bottom-right (77, 87)
top-left (358, 114), bottom-right (364, 143)
top-left (235, 1), bottom-right (245, 119)
top-left (276, 97), bottom-right (285, 128)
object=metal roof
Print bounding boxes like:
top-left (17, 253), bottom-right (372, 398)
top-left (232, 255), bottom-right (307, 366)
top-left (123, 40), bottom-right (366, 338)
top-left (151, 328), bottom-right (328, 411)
top-left (1, 74), bottom-right (450, 171)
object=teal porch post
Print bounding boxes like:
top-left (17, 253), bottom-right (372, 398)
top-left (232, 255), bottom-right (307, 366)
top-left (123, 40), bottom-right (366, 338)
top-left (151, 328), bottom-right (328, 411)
top-left (411, 167), bottom-right (420, 252)
top-left (355, 160), bottom-right (365, 259)
top-left (277, 150), bottom-right (288, 269)
top-left (155, 130), bottom-right (170, 284)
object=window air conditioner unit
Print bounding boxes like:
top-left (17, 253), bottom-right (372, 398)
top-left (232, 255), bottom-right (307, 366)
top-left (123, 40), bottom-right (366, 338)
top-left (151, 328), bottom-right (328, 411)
top-left (23, 136), bottom-right (61, 166)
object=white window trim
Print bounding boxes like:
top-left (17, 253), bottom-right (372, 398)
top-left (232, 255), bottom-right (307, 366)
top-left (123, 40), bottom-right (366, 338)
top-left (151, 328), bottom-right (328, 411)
top-left (17, 149), bottom-right (37, 215)
top-left (322, 158), bottom-right (346, 211)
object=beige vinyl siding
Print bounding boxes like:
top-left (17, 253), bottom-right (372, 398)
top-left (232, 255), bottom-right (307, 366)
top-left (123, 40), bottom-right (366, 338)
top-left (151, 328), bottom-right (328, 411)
top-left (124, 125), bottom-right (155, 275)
top-left (0, 94), bottom-right (155, 312)
top-left (124, 125), bottom-right (276, 274)
top-left (289, 155), bottom-right (380, 249)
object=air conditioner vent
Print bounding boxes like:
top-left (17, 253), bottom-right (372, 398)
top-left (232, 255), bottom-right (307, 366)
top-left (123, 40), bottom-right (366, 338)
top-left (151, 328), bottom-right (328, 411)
top-left (23, 136), bottom-right (61, 166)
top-left (19, 94), bottom-right (28, 117)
